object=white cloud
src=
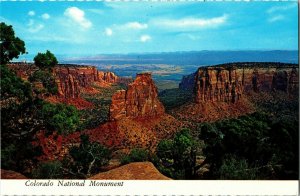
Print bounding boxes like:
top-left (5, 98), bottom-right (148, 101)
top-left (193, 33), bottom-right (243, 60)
top-left (41, 13), bottom-right (50, 20)
top-left (268, 15), bottom-right (285, 23)
top-left (105, 28), bottom-right (113, 36)
top-left (64, 7), bottom-right (92, 29)
top-left (140, 35), bottom-right (151, 42)
top-left (267, 3), bottom-right (297, 14)
top-left (154, 15), bottom-right (228, 29)
top-left (124, 22), bottom-right (148, 30)
top-left (28, 11), bottom-right (35, 16)
top-left (28, 24), bottom-right (44, 33)
top-left (27, 19), bottom-right (44, 33)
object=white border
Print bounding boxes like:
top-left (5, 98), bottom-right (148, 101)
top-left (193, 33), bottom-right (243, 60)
top-left (0, 0), bottom-right (299, 196)
top-left (0, 0), bottom-right (298, 2)
top-left (0, 180), bottom-right (299, 195)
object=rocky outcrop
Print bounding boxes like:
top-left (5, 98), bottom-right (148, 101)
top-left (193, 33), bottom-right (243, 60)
top-left (54, 66), bottom-right (128, 99)
top-left (109, 73), bottom-right (165, 120)
top-left (1, 169), bottom-right (28, 179)
top-left (89, 162), bottom-right (171, 180)
top-left (184, 63), bottom-right (299, 104)
top-left (194, 67), bottom-right (243, 103)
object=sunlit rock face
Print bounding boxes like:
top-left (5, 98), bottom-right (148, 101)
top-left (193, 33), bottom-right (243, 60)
top-left (54, 66), bottom-right (126, 98)
top-left (110, 73), bottom-right (165, 120)
top-left (189, 64), bottom-right (299, 104)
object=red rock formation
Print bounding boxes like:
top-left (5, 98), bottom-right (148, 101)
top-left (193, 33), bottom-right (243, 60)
top-left (109, 73), bottom-right (165, 120)
top-left (194, 65), bottom-right (299, 103)
top-left (89, 162), bottom-right (171, 180)
top-left (32, 131), bottom-right (64, 161)
top-left (6, 62), bottom-right (37, 81)
top-left (195, 67), bottom-right (243, 103)
top-left (54, 66), bottom-right (131, 99)
top-left (7, 63), bottom-right (128, 98)
top-left (1, 169), bottom-right (28, 179)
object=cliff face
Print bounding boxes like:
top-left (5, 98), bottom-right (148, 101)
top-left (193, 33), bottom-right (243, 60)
top-left (109, 73), bottom-right (165, 120)
top-left (194, 67), bottom-right (243, 103)
top-left (7, 63), bottom-right (129, 99)
top-left (191, 65), bottom-right (298, 103)
top-left (54, 66), bottom-right (129, 99)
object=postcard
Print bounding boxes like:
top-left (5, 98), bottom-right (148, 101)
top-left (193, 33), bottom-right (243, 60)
top-left (0, 0), bottom-right (298, 195)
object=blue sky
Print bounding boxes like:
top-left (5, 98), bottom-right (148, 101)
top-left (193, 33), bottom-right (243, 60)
top-left (0, 1), bottom-right (298, 56)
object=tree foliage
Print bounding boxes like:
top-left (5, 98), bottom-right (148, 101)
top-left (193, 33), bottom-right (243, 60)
top-left (0, 64), bottom-right (32, 102)
top-left (199, 112), bottom-right (298, 179)
top-left (68, 135), bottom-right (111, 178)
top-left (120, 148), bottom-right (149, 165)
top-left (0, 22), bottom-right (26, 64)
top-left (155, 129), bottom-right (196, 179)
top-left (32, 160), bottom-right (63, 179)
top-left (34, 50), bottom-right (58, 69)
top-left (158, 88), bottom-right (192, 110)
top-left (39, 102), bottom-right (80, 135)
top-left (29, 70), bottom-right (58, 95)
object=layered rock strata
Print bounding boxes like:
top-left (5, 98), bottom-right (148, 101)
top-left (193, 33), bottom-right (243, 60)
top-left (54, 66), bottom-right (129, 98)
top-left (109, 73), bottom-right (165, 120)
top-left (180, 63), bottom-right (299, 103)
top-left (7, 63), bottom-right (129, 99)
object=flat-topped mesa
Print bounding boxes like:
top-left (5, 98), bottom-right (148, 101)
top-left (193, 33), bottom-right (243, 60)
top-left (193, 63), bottom-right (299, 104)
top-left (109, 73), bottom-right (165, 120)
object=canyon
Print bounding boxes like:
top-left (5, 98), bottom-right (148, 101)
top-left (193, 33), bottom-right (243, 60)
top-left (54, 66), bottom-right (130, 99)
top-left (7, 63), bottom-right (131, 109)
top-left (3, 61), bottom-right (298, 180)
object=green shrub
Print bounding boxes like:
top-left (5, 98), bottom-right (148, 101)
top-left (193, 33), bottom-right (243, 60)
top-left (155, 129), bottom-right (197, 179)
top-left (219, 155), bottom-right (258, 180)
top-left (199, 112), bottom-right (299, 179)
top-left (120, 148), bottom-right (149, 165)
top-left (158, 88), bottom-right (192, 110)
top-left (32, 160), bottom-right (63, 179)
top-left (0, 64), bottom-right (32, 102)
top-left (34, 50), bottom-right (58, 70)
top-left (1, 144), bottom-right (17, 169)
top-left (69, 135), bottom-right (111, 177)
top-left (39, 103), bottom-right (80, 135)
top-left (29, 70), bottom-right (58, 95)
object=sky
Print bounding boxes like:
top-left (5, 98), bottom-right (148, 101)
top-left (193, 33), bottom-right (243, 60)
top-left (0, 1), bottom-right (298, 57)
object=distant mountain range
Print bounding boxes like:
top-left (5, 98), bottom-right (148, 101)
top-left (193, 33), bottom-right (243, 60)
top-left (17, 50), bottom-right (298, 65)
